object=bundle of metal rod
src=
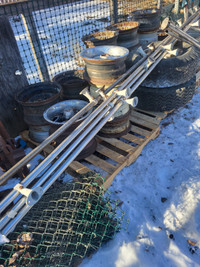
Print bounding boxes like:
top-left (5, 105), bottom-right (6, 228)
top-left (161, 17), bottom-right (200, 50)
top-left (1, 9), bottom-right (199, 186)
top-left (0, 10), bottom-right (200, 238)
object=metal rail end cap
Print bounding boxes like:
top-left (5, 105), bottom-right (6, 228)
top-left (161, 17), bottom-right (170, 31)
top-left (0, 233), bottom-right (10, 244)
top-left (14, 183), bottom-right (43, 206)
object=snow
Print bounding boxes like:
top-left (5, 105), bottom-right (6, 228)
top-left (80, 88), bottom-right (200, 266)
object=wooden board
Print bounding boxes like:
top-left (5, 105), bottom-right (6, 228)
top-left (20, 108), bottom-right (162, 190)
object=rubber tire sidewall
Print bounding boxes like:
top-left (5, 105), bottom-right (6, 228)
top-left (133, 76), bottom-right (196, 112)
top-left (142, 41), bottom-right (200, 88)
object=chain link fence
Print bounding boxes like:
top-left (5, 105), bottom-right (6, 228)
top-left (0, 176), bottom-right (126, 266)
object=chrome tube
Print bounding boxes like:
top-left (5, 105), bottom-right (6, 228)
top-left (0, 101), bottom-right (95, 185)
top-left (0, 94), bottom-right (116, 214)
top-left (1, 100), bottom-right (123, 236)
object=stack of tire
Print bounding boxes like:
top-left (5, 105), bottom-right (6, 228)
top-left (132, 41), bottom-right (199, 112)
top-left (106, 21), bottom-right (140, 68)
top-left (131, 8), bottom-right (160, 48)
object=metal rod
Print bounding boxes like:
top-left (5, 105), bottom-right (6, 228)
top-left (0, 94), bottom-right (116, 214)
top-left (1, 8), bottom-right (199, 187)
top-left (0, 97), bottom-right (118, 231)
top-left (128, 51), bottom-right (168, 96)
top-left (2, 100), bottom-right (123, 236)
top-left (0, 102), bottom-right (95, 185)
top-left (169, 23), bottom-right (200, 49)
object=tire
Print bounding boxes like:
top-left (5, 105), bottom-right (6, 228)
top-left (131, 9), bottom-right (160, 33)
top-left (142, 41), bottom-right (200, 88)
top-left (132, 76), bottom-right (196, 112)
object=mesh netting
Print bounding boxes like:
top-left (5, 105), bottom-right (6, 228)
top-left (0, 0), bottom-right (168, 84)
top-left (0, 175), bottom-right (125, 266)
top-left (0, 0), bottom-right (112, 83)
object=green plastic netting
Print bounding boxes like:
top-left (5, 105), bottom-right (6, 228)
top-left (0, 175), bottom-right (125, 266)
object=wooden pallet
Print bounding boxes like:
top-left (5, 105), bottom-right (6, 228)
top-left (21, 108), bottom-right (167, 190)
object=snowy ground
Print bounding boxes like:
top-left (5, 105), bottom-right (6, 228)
top-left (79, 87), bottom-right (200, 267)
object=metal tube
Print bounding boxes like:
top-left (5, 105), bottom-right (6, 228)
top-left (168, 23), bottom-right (200, 49)
top-left (0, 98), bottom-right (116, 231)
top-left (0, 95), bottom-right (120, 231)
top-left (2, 204), bottom-right (31, 236)
top-left (2, 100), bottom-right (123, 236)
top-left (0, 94), bottom-right (116, 214)
top-left (33, 99), bottom-right (118, 189)
top-left (128, 51), bottom-right (168, 96)
top-left (1, 9), bottom-right (198, 187)
top-left (0, 101), bottom-right (95, 185)
top-left (0, 198), bottom-right (26, 231)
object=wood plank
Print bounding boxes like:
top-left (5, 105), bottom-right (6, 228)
top-left (130, 125), bottom-right (152, 138)
top-left (122, 133), bottom-right (144, 145)
top-left (98, 136), bottom-right (136, 153)
top-left (85, 154), bottom-right (116, 174)
top-left (68, 161), bottom-right (91, 175)
top-left (126, 127), bottom-right (160, 166)
top-left (131, 109), bottom-right (161, 125)
top-left (96, 143), bottom-right (125, 164)
top-left (130, 116), bottom-right (158, 130)
top-left (133, 108), bottom-right (167, 120)
top-left (103, 160), bottom-right (128, 190)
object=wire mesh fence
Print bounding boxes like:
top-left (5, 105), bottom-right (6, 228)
top-left (0, 176), bottom-right (126, 266)
top-left (0, 0), bottom-right (169, 84)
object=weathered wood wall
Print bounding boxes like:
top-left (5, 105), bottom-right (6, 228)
top-left (0, 15), bottom-right (28, 137)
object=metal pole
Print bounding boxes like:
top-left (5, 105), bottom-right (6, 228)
top-left (1, 100), bottom-right (124, 236)
top-left (0, 94), bottom-right (115, 214)
top-left (0, 101), bottom-right (95, 185)
top-left (175, 0), bottom-right (180, 15)
top-left (21, 14), bottom-right (50, 81)
top-left (161, 17), bottom-right (200, 50)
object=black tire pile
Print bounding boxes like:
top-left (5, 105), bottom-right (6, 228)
top-left (132, 41), bottom-right (199, 112)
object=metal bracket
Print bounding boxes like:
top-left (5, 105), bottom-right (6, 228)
top-left (80, 88), bottom-right (98, 104)
top-left (0, 234), bottom-right (9, 245)
top-left (14, 183), bottom-right (43, 206)
top-left (144, 56), bottom-right (156, 69)
top-left (136, 46), bottom-right (147, 57)
top-left (7, 210), bottom-right (17, 219)
top-left (162, 43), bottom-right (174, 51)
top-left (123, 97), bottom-right (138, 108)
top-left (161, 17), bottom-right (200, 50)
top-left (166, 49), bottom-right (179, 56)
top-left (116, 88), bottom-right (129, 99)
top-left (96, 86), bottom-right (107, 100)
top-left (190, 20), bottom-right (200, 27)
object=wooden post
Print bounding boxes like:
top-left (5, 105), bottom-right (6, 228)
top-left (0, 15), bottom-right (28, 137)
top-left (21, 13), bottom-right (50, 81)
top-left (110, 0), bottom-right (118, 24)
top-left (157, 0), bottom-right (163, 12)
